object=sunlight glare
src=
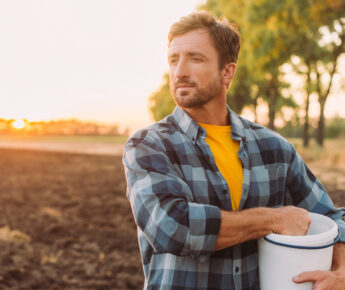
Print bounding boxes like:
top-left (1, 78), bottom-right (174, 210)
top-left (12, 119), bottom-right (26, 129)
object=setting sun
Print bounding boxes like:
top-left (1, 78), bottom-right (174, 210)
top-left (12, 119), bottom-right (26, 129)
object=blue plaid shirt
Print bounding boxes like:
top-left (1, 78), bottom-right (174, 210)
top-left (123, 106), bottom-right (345, 290)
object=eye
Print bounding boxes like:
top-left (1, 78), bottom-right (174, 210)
top-left (169, 58), bottom-right (177, 65)
top-left (192, 57), bottom-right (201, 62)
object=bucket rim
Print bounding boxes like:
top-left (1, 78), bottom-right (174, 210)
top-left (265, 212), bottom-right (338, 246)
top-left (263, 229), bottom-right (341, 250)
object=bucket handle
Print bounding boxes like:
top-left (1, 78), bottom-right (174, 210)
top-left (263, 229), bottom-right (341, 250)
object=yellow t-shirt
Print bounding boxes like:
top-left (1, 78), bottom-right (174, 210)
top-left (198, 122), bottom-right (243, 211)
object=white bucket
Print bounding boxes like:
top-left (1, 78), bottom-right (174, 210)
top-left (258, 212), bottom-right (340, 290)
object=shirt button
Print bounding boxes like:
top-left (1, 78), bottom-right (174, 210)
top-left (222, 189), bottom-right (227, 194)
top-left (235, 266), bottom-right (239, 273)
top-left (199, 255), bottom-right (206, 263)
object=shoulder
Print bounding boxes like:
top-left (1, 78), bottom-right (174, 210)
top-left (239, 116), bottom-right (295, 154)
top-left (125, 115), bottom-right (181, 153)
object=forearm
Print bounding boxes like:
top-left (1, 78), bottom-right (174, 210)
top-left (332, 242), bottom-right (345, 271)
top-left (216, 207), bottom-right (274, 250)
top-left (215, 206), bottom-right (311, 251)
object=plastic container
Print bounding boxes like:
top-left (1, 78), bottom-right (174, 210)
top-left (258, 212), bottom-right (340, 290)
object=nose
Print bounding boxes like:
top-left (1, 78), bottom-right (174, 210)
top-left (174, 57), bottom-right (190, 80)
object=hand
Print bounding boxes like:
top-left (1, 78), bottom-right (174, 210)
top-left (293, 243), bottom-right (345, 289)
top-left (272, 206), bottom-right (311, 236)
top-left (293, 269), bottom-right (345, 290)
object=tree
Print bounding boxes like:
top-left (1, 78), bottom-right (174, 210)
top-left (314, 23), bottom-right (345, 146)
top-left (291, 0), bottom-right (345, 146)
top-left (204, 0), bottom-right (344, 142)
top-left (303, 61), bottom-right (313, 148)
top-left (149, 74), bottom-right (175, 121)
top-left (203, 0), bottom-right (306, 130)
top-left (149, 0), bottom-right (344, 137)
top-left (226, 63), bottom-right (251, 114)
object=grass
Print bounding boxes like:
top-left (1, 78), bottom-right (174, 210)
top-left (289, 137), bottom-right (345, 167)
top-left (0, 135), bottom-right (344, 166)
top-left (0, 134), bottom-right (128, 144)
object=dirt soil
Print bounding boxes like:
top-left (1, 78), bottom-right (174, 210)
top-left (0, 148), bottom-right (344, 289)
top-left (0, 149), bottom-right (141, 290)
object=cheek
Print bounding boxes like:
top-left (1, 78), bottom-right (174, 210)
top-left (197, 64), bottom-right (218, 78)
top-left (169, 76), bottom-right (175, 91)
top-left (169, 71), bottom-right (175, 83)
top-left (199, 70), bottom-right (218, 83)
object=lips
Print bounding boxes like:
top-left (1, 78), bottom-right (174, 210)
top-left (175, 83), bottom-right (195, 89)
top-left (176, 85), bottom-right (194, 89)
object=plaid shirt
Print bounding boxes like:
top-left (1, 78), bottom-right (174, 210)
top-left (123, 106), bottom-right (345, 290)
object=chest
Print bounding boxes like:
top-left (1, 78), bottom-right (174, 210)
top-left (172, 140), bottom-right (289, 210)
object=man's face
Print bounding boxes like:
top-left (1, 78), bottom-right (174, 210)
top-left (168, 29), bottom-right (223, 109)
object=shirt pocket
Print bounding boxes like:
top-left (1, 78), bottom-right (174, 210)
top-left (249, 165), bottom-right (286, 207)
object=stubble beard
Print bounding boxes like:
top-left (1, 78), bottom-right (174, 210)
top-left (171, 75), bottom-right (223, 109)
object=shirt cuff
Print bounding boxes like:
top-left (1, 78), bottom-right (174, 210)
top-left (183, 202), bottom-right (221, 259)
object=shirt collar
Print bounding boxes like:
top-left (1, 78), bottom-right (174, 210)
top-left (171, 105), bottom-right (247, 143)
top-left (171, 107), bottom-right (201, 144)
top-left (227, 105), bottom-right (246, 140)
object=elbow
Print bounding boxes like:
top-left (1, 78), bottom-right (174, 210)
top-left (149, 228), bottom-right (189, 256)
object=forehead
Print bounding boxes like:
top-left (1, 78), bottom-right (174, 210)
top-left (168, 29), bottom-right (217, 56)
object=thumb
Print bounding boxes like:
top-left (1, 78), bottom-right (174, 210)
top-left (293, 271), bottom-right (323, 283)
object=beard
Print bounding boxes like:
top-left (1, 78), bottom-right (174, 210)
top-left (170, 74), bottom-right (222, 109)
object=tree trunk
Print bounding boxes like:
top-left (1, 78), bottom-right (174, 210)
top-left (268, 97), bottom-right (276, 130)
top-left (253, 90), bottom-right (259, 124)
top-left (314, 32), bottom-right (343, 147)
top-left (316, 98), bottom-right (326, 146)
top-left (267, 78), bottom-right (278, 131)
top-left (314, 59), bottom-right (337, 147)
top-left (303, 64), bottom-right (312, 148)
top-left (303, 96), bottom-right (310, 147)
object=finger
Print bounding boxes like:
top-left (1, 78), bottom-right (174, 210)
top-left (293, 271), bottom-right (325, 283)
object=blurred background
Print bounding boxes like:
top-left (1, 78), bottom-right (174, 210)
top-left (0, 0), bottom-right (344, 289)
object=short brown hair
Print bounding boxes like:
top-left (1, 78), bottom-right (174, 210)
top-left (168, 11), bottom-right (241, 68)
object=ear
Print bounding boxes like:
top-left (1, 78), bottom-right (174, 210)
top-left (222, 63), bottom-right (237, 88)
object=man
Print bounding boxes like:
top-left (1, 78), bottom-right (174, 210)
top-left (123, 11), bottom-right (345, 289)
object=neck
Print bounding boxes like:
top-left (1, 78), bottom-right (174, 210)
top-left (183, 92), bottom-right (230, 126)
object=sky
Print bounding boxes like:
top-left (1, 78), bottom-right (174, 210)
top-left (0, 0), bottom-right (205, 132)
top-left (0, 0), bottom-right (344, 133)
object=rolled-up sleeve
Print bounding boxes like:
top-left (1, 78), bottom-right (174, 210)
top-left (123, 137), bottom-right (221, 258)
top-left (286, 144), bottom-right (345, 242)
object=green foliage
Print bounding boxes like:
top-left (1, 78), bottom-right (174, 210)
top-left (325, 117), bottom-right (345, 138)
top-left (149, 74), bottom-right (175, 121)
top-left (226, 63), bottom-right (252, 114)
top-left (276, 116), bottom-right (345, 139)
top-left (149, 0), bottom-right (345, 133)
top-left (203, 0), bottom-right (307, 129)
top-left (203, 0), bottom-right (344, 137)
top-left (276, 120), bottom-right (302, 139)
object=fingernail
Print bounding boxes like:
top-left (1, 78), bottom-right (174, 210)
top-left (293, 276), bottom-right (300, 282)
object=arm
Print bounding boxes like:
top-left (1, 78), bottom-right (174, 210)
top-left (123, 138), bottom-right (221, 259)
top-left (216, 206), bottom-right (311, 251)
top-left (332, 242), bottom-right (345, 271)
top-left (124, 135), bottom-right (313, 256)
top-left (285, 145), bottom-right (345, 240)
top-left (284, 144), bottom-right (345, 287)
